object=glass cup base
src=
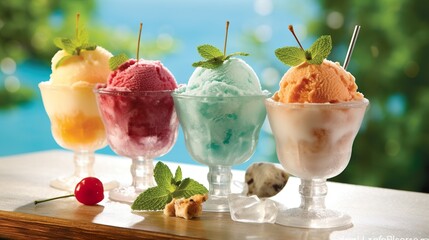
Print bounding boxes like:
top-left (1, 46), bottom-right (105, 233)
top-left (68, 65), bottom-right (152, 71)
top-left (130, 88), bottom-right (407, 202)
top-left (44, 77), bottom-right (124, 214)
top-left (276, 207), bottom-right (352, 229)
top-left (203, 195), bottom-right (230, 212)
top-left (109, 186), bottom-right (145, 203)
top-left (50, 175), bottom-right (119, 192)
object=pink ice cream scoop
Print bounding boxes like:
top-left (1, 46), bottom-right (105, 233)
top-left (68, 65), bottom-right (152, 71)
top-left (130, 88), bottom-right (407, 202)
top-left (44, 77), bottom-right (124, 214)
top-left (106, 59), bottom-right (177, 91)
top-left (96, 59), bottom-right (179, 159)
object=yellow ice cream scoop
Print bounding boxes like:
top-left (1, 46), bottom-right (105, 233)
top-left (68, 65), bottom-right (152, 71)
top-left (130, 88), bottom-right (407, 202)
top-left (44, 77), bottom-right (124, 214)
top-left (50, 46), bottom-right (112, 86)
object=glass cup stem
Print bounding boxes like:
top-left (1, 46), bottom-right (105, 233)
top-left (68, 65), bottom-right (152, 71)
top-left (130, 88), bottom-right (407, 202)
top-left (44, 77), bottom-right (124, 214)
top-left (204, 166), bottom-right (232, 212)
top-left (299, 179), bottom-right (327, 211)
top-left (73, 150), bottom-right (95, 178)
top-left (50, 150), bottom-right (96, 192)
top-left (131, 157), bottom-right (155, 192)
top-left (208, 166), bottom-right (232, 196)
top-left (109, 157), bottom-right (155, 203)
top-left (276, 178), bottom-right (352, 228)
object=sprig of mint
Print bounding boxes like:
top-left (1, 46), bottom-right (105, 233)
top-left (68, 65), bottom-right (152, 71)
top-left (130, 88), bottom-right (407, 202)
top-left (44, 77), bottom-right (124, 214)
top-left (131, 162), bottom-right (208, 211)
top-left (192, 21), bottom-right (249, 69)
top-left (53, 14), bottom-right (97, 68)
top-left (275, 25), bottom-right (332, 66)
top-left (108, 23), bottom-right (144, 71)
top-left (109, 53), bottom-right (129, 71)
top-left (192, 44), bottom-right (249, 69)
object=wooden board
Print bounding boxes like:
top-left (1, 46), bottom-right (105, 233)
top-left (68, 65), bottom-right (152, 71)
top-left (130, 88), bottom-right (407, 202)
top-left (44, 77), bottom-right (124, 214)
top-left (1, 150), bottom-right (429, 239)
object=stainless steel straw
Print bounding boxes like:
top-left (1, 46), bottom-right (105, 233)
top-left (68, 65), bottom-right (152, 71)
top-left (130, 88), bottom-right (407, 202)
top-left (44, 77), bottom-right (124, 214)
top-left (343, 25), bottom-right (361, 70)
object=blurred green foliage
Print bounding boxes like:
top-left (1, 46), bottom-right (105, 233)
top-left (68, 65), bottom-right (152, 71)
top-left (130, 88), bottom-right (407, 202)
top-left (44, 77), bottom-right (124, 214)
top-left (245, 0), bottom-right (429, 192)
top-left (0, 0), bottom-right (95, 63)
top-left (0, 87), bottom-right (34, 109)
top-left (250, 0), bottom-right (427, 192)
top-left (308, 0), bottom-right (429, 192)
top-left (0, 0), bottom-right (175, 64)
top-left (0, 0), bottom-right (96, 109)
top-left (0, 0), bottom-right (176, 109)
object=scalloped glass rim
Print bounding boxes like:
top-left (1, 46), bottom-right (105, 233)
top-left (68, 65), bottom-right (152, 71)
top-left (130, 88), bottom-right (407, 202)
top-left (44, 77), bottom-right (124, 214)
top-left (265, 98), bottom-right (369, 109)
top-left (95, 88), bottom-right (176, 96)
top-left (172, 90), bottom-right (271, 99)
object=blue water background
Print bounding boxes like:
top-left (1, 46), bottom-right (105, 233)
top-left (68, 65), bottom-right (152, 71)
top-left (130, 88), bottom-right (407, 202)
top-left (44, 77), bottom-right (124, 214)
top-left (0, 0), bottom-right (318, 170)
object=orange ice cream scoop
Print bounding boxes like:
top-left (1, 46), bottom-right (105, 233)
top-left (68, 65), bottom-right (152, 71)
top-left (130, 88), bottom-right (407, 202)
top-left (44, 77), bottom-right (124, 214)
top-left (273, 59), bottom-right (363, 103)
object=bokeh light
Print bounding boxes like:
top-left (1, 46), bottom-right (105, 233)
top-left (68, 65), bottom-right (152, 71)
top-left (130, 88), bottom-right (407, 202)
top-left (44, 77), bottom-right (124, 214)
top-left (254, 24), bottom-right (272, 43)
top-left (1, 58), bottom-right (17, 75)
top-left (326, 11), bottom-right (344, 29)
top-left (261, 67), bottom-right (280, 88)
top-left (254, 0), bottom-right (273, 16)
top-left (4, 76), bottom-right (21, 93)
top-left (385, 139), bottom-right (401, 157)
top-left (386, 94), bottom-right (406, 116)
top-left (404, 61), bottom-right (419, 78)
top-left (371, 45), bottom-right (379, 58)
top-left (156, 33), bottom-right (174, 51)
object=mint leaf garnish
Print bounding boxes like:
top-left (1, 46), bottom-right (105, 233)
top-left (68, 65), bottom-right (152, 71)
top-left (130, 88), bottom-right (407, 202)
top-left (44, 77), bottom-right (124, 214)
top-left (76, 27), bottom-right (89, 46)
top-left (174, 166), bottom-right (182, 183)
top-left (307, 35), bottom-right (332, 65)
top-left (55, 55), bottom-right (75, 69)
top-left (54, 38), bottom-right (75, 55)
top-left (109, 53), bottom-right (129, 71)
top-left (192, 45), bottom-right (249, 69)
top-left (192, 57), bottom-right (224, 69)
top-left (131, 162), bottom-right (208, 211)
top-left (192, 22), bottom-right (249, 69)
top-left (81, 43), bottom-right (97, 51)
top-left (131, 187), bottom-right (172, 211)
top-left (154, 162), bottom-right (175, 192)
top-left (198, 44), bottom-right (224, 59)
top-left (172, 178), bottom-right (209, 199)
top-left (275, 31), bottom-right (332, 66)
top-left (53, 15), bottom-right (98, 68)
top-left (225, 52), bottom-right (249, 60)
top-left (275, 47), bottom-right (306, 66)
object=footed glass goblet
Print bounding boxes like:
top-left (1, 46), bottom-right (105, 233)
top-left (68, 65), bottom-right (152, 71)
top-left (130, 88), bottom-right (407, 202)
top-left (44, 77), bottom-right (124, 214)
top-left (39, 83), bottom-right (118, 192)
top-left (96, 89), bottom-right (179, 203)
top-left (265, 98), bottom-right (369, 228)
top-left (172, 93), bottom-right (269, 212)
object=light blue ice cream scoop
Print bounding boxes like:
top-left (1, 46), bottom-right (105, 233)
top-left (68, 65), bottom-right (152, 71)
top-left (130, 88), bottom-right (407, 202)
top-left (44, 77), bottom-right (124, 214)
top-left (177, 58), bottom-right (263, 97)
top-left (172, 57), bottom-right (269, 212)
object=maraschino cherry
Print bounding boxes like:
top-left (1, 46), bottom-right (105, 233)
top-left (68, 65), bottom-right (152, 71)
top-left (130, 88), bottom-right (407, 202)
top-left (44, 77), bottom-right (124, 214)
top-left (34, 177), bottom-right (104, 206)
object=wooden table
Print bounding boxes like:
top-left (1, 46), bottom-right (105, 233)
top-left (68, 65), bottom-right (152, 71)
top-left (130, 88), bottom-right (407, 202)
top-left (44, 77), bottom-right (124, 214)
top-left (1, 150), bottom-right (428, 239)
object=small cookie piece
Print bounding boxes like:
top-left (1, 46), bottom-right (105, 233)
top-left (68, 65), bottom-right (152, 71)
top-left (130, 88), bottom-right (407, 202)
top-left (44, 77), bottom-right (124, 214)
top-left (245, 162), bottom-right (289, 198)
top-left (163, 194), bottom-right (208, 219)
top-left (163, 198), bottom-right (176, 217)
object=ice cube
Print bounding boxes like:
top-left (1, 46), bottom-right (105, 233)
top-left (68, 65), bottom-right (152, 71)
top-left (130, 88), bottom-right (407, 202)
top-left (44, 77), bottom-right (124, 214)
top-left (228, 193), bottom-right (278, 223)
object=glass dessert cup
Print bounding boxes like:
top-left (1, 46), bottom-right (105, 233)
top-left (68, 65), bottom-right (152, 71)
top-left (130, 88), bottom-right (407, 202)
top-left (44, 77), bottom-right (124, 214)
top-left (172, 93), bottom-right (269, 212)
top-left (39, 83), bottom-right (118, 192)
top-left (265, 98), bottom-right (369, 228)
top-left (95, 89), bottom-right (179, 203)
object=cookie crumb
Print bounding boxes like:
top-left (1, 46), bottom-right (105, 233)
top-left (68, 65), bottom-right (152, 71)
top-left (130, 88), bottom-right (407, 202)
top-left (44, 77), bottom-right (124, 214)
top-left (163, 194), bottom-right (208, 219)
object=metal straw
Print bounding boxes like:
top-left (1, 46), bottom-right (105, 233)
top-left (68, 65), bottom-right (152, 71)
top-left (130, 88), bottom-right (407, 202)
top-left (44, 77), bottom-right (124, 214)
top-left (343, 25), bottom-right (361, 70)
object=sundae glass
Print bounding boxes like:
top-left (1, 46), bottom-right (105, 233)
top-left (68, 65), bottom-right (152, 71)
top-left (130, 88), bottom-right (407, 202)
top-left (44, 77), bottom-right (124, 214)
top-left (39, 83), bottom-right (118, 191)
top-left (96, 89), bottom-right (179, 203)
top-left (173, 93), bottom-right (268, 212)
top-left (266, 98), bottom-right (369, 228)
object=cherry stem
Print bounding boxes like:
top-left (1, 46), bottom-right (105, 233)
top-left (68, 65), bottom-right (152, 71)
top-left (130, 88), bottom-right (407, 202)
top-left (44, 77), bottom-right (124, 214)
top-left (288, 25), bottom-right (304, 51)
top-left (137, 23), bottom-right (143, 60)
top-left (34, 194), bottom-right (75, 205)
top-left (76, 13), bottom-right (80, 40)
top-left (224, 21), bottom-right (230, 56)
